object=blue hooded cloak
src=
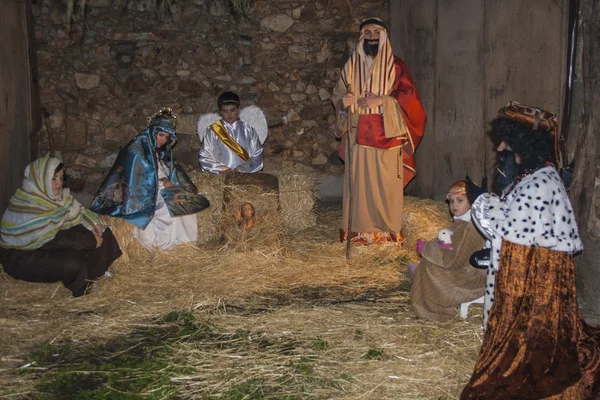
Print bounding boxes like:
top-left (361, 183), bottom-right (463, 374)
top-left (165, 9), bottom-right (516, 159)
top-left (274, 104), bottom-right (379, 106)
top-left (90, 115), bottom-right (209, 229)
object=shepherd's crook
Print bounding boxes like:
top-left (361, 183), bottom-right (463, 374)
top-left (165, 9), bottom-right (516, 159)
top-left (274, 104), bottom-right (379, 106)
top-left (345, 85), bottom-right (353, 260)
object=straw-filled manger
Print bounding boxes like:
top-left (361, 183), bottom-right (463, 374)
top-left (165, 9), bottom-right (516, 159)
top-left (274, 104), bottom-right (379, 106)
top-left (0, 193), bottom-right (484, 399)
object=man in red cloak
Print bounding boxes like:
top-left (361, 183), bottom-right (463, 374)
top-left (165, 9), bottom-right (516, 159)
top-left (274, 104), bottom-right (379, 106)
top-left (332, 17), bottom-right (427, 244)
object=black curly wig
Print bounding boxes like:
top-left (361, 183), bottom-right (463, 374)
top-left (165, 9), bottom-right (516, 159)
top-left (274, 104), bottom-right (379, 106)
top-left (491, 117), bottom-right (555, 173)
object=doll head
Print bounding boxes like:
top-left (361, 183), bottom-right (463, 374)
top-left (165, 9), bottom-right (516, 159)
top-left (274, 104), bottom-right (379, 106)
top-left (241, 202), bottom-right (255, 219)
top-left (446, 180), bottom-right (470, 217)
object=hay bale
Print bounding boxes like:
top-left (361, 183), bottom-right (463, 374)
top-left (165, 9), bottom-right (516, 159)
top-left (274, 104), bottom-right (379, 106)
top-left (403, 196), bottom-right (450, 254)
top-left (188, 170), bottom-right (225, 243)
top-left (99, 215), bottom-right (143, 264)
top-left (221, 184), bottom-right (284, 251)
top-left (101, 182), bottom-right (440, 260)
top-left (101, 170), bottom-right (285, 254)
top-left (264, 163), bottom-right (317, 231)
top-left (273, 170), bottom-right (317, 230)
top-left (191, 166), bottom-right (317, 234)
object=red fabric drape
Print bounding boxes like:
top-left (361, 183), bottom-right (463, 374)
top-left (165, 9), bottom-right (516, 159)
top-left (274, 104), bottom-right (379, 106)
top-left (340, 57), bottom-right (426, 187)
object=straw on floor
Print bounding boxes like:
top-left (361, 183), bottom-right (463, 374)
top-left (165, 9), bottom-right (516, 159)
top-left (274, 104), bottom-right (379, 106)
top-left (0, 196), bottom-right (482, 399)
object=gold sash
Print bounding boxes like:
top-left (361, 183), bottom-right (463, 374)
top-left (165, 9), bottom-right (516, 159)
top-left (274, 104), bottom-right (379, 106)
top-left (210, 121), bottom-right (250, 162)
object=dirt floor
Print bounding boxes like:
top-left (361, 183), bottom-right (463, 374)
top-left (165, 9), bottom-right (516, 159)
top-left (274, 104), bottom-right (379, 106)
top-left (0, 201), bottom-right (485, 399)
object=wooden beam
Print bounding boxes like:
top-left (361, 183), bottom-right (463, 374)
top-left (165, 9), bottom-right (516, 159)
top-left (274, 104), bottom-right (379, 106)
top-left (571, 0), bottom-right (600, 322)
top-left (389, 0), bottom-right (437, 198)
top-left (570, 0), bottom-right (599, 232)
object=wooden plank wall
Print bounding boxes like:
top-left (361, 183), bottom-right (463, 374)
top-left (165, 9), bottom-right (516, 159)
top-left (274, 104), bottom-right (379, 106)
top-left (483, 0), bottom-right (566, 178)
top-left (435, 0), bottom-right (485, 198)
top-left (390, 0), bottom-right (566, 199)
top-left (0, 0), bottom-right (38, 213)
top-left (389, 0), bottom-right (437, 197)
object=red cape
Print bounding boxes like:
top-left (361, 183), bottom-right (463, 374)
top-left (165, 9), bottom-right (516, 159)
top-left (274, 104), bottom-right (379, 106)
top-left (340, 57), bottom-right (427, 186)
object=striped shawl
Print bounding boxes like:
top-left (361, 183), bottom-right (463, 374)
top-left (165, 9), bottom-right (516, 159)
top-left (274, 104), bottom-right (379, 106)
top-left (340, 26), bottom-right (395, 115)
top-left (0, 155), bottom-right (102, 250)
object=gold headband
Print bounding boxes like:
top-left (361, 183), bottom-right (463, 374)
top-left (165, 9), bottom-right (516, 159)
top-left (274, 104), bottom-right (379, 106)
top-left (445, 189), bottom-right (466, 199)
top-left (445, 180), bottom-right (467, 199)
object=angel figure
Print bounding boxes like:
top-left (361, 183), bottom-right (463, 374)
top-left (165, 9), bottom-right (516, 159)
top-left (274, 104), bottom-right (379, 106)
top-left (197, 91), bottom-right (267, 174)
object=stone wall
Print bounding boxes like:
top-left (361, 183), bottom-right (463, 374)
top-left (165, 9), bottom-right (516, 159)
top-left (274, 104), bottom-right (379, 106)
top-left (32, 0), bottom-right (388, 194)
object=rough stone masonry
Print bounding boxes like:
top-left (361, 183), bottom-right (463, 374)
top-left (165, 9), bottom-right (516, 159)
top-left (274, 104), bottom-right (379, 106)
top-left (32, 0), bottom-right (388, 195)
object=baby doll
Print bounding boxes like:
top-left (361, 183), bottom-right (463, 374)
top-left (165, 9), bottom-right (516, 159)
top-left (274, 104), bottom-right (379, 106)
top-left (236, 202), bottom-right (257, 230)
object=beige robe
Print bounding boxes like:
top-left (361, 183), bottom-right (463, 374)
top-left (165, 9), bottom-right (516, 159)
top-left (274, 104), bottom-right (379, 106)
top-left (411, 219), bottom-right (486, 322)
top-left (341, 133), bottom-right (404, 235)
top-left (332, 81), bottom-right (404, 239)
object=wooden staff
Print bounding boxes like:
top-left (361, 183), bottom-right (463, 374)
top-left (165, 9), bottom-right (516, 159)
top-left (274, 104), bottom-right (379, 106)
top-left (345, 85), bottom-right (353, 260)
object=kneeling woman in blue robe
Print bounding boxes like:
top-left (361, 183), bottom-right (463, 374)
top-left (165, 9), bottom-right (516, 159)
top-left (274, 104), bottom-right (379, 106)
top-left (91, 109), bottom-right (210, 250)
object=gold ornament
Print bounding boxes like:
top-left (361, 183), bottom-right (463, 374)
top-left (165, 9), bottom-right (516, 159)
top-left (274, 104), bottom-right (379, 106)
top-left (147, 107), bottom-right (177, 128)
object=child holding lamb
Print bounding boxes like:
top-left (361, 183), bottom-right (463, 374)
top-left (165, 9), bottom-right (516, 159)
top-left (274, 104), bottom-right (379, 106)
top-left (409, 180), bottom-right (487, 322)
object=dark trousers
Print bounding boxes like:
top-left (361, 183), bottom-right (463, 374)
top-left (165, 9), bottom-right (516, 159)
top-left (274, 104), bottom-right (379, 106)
top-left (0, 225), bottom-right (122, 297)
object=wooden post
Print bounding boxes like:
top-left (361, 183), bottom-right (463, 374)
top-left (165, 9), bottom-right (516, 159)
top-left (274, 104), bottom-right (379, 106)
top-left (571, 0), bottom-right (600, 320)
top-left (570, 0), bottom-right (599, 232)
top-left (0, 0), bottom-right (38, 213)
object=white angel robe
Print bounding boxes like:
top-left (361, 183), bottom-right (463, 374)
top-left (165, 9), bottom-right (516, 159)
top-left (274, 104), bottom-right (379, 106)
top-left (198, 119), bottom-right (263, 174)
top-left (133, 161), bottom-right (198, 250)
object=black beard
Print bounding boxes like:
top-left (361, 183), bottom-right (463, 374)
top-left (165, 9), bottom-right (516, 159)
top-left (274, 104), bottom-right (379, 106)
top-left (363, 40), bottom-right (379, 57)
top-left (493, 150), bottom-right (519, 195)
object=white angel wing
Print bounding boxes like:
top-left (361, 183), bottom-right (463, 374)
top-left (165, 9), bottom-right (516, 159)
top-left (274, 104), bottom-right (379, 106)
top-left (239, 105), bottom-right (268, 144)
top-left (196, 112), bottom-right (221, 143)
